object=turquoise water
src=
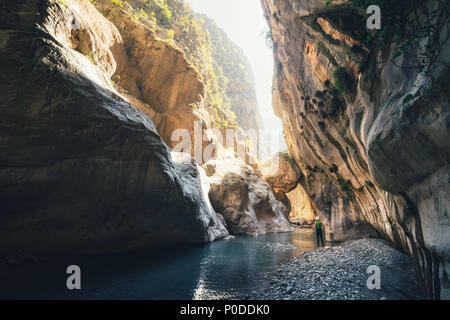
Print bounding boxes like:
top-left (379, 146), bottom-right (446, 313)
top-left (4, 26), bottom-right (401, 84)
top-left (0, 228), bottom-right (326, 300)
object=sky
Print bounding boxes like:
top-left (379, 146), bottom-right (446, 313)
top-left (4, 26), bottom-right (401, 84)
top-left (185, 0), bottom-right (286, 154)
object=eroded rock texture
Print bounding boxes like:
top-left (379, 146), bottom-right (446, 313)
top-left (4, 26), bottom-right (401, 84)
top-left (261, 152), bottom-right (301, 193)
top-left (0, 0), bottom-right (229, 257)
top-left (262, 0), bottom-right (449, 298)
top-left (204, 157), bottom-right (294, 235)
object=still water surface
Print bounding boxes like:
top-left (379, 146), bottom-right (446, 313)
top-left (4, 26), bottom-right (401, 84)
top-left (0, 228), bottom-right (329, 299)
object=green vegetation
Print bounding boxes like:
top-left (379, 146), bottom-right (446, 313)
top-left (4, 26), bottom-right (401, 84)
top-left (166, 29), bottom-right (175, 39)
top-left (338, 178), bottom-right (352, 191)
top-left (262, 30), bottom-right (273, 49)
top-left (313, 85), bottom-right (345, 120)
top-left (84, 54), bottom-right (95, 64)
top-left (282, 150), bottom-right (295, 162)
top-left (326, 0), bottom-right (449, 85)
top-left (365, 180), bottom-right (375, 188)
top-left (200, 14), bottom-right (260, 130)
top-left (402, 94), bottom-right (414, 104)
top-left (131, 8), bottom-right (149, 22)
top-left (332, 67), bottom-right (353, 103)
top-left (111, 0), bottom-right (124, 8)
top-left (117, 0), bottom-right (239, 129)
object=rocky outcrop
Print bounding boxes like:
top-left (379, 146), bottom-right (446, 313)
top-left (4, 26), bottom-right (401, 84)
top-left (262, 0), bottom-right (450, 299)
top-left (204, 157), bottom-right (294, 235)
top-left (90, 0), bottom-right (207, 149)
top-left (94, 0), bottom-right (260, 165)
top-left (0, 0), bottom-right (230, 258)
top-left (286, 184), bottom-right (317, 226)
top-left (261, 152), bottom-right (301, 193)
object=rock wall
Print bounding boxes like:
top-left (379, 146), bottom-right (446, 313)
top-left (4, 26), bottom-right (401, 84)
top-left (94, 0), bottom-right (262, 164)
top-left (261, 0), bottom-right (449, 299)
top-left (205, 156), bottom-right (294, 235)
top-left (0, 0), bottom-right (292, 261)
top-left (0, 0), bottom-right (230, 257)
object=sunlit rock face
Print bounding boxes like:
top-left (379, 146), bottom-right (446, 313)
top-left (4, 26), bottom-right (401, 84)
top-left (204, 158), bottom-right (294, 236)
top-left (89, 0), bottom-right (206, 149)
top-left (262, 0), bottom-right (450, 298)
top-left (286, 184), bottom-right (316, 226)
top-left (261, 152), bottom-right (301, 193)
top-left (0, 0), bottom-right (230, 258)
top-left (95, 0), bottom-right (260, 165)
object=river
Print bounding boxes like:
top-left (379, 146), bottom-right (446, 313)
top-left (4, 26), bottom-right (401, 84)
top-left (0, 228), bottom-right (329, 299)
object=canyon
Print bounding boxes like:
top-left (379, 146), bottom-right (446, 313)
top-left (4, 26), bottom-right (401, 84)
top-left (261, 0), bottom-right (449, 299)
top-left (0, 0), bottom-right (448, 300)
top-left (0, 0), bottom-right (290, 258)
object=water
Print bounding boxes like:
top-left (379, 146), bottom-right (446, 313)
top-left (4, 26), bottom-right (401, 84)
top-left (0, 228), bottom-right (328, 300)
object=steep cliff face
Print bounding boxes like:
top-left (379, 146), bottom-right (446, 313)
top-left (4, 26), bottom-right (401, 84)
top-left (95, 0), bottom-right (262, 163)
top-left (0, 0), bottom-right (292, 259)
top-left (0, 0), bottom-right (229, 257)
top-left (262, 0), bottom-right (449, 298)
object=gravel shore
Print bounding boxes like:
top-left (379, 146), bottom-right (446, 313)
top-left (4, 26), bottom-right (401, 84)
top-left (243, 238), bottom-right (425, 300)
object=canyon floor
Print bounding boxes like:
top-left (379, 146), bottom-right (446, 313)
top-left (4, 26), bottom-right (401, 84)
top-left (0, 229), bottom-right (424, 300)
top-left (241, 238), bottom-right (425, 300)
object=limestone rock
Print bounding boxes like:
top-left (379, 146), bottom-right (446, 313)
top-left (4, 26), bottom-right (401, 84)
top-left (262, 0), bottom-right (450, 298)
top-left (93, 0), bottom-right (206, 149)
top-left (204, 158), bottom-right (294, 235)
top-left (261, 152), bottom-right (301, 193)
top-left (170, 152), bottom-right (229, 242)
top-left (0, 0), bottom-right (228, 258)
top-left (286, 184), bottom-right (316, 225)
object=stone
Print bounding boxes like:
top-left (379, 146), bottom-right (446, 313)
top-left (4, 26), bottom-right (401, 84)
top-left (261, 152), bottom-right (301, 193)
top-left (261, 0), bottom-right (450, 299)
top-left (0, 0), bottom-right (229, 258)
top-left (205, 158), bottom-right (294, 235)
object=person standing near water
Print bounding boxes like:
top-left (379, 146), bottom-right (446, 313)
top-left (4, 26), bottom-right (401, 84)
top-left (315, 216), bottom-right (325, 247)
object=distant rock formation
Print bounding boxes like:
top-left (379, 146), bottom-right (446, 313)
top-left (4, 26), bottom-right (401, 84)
top-left (199, 15), bottom-right (262, 133)
top-left (261, 152), bottom-right (301, 193)
top-left (204, 157), bottom-right (294, 235)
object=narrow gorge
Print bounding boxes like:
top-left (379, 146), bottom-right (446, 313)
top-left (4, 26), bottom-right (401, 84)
top-left (0, 0), bottom-right (448, 300)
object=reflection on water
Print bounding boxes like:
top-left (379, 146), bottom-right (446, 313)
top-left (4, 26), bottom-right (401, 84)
top-left (0, 228), bottom-right (331, 300)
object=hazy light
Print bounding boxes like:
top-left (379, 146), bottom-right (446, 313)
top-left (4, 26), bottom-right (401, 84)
top-left (186, 0), bottom-right (286, 154)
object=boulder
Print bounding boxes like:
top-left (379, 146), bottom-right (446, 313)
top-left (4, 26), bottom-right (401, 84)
top-left (0, 0), bottom-right (228, 258)
top-left (261, 152), bottom-right (301, 193)
top-left (204, 158), bottom-right (294, 235)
